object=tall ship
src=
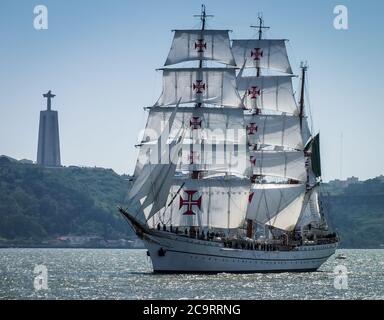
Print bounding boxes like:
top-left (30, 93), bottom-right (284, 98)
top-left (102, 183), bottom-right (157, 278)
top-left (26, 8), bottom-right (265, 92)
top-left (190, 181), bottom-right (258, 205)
top-left (119, 5), bottom-right (338, 273)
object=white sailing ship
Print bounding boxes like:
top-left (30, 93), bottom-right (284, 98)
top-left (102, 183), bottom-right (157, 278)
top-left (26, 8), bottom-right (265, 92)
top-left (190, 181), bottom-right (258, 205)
top-left (119, 5), bottom-right (338, 273)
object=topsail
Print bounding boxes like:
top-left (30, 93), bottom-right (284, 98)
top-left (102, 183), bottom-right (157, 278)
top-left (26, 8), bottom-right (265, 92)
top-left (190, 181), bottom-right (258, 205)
top-left (155, 68), bottom-right (242, 108)
top-left (237, 75), bottom-right (298, 114)
top-left (245, 113), bottom-right (310, 150)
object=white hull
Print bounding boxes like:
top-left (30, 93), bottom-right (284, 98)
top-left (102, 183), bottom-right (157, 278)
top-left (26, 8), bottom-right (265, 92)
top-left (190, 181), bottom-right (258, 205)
top-left (143, 230), bottom-right (337, 273)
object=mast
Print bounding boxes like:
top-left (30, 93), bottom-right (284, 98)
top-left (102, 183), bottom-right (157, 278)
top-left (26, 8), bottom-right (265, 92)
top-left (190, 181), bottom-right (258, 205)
top-left (250, 15), bottom-right (270, 116)
top-left (196, 4), bottom-right (206, 70)
top-left (235, 16), bottom-right (311, 236)
top-left (246, 14), bottom-right (270, 237)
top-left (192, 5), bottom-right (212, 180)
top-left (251, 14), bottom-right (270, 77)
top-left (193, 5), bottom-right (213, 98)
top-left (299, 62), bottom-right (308, 129)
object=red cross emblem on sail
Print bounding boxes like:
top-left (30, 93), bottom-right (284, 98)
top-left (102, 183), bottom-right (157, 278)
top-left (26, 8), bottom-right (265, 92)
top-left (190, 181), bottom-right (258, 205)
top-left (248, 86), bottom-right (261, 99)
top-left (193, 80), bottom-right (206, 94)
top-left (250, 156), bottom-right (256, 166)
top-left (179, 190), bottom-right (202, 215)
top-left (190, 116), bottom-right (202, 129)
top-left (251, 48), bottom-right (263, 61)
top-left (188, 151), bottom-right (200, 164)
top-left (247, 123), bottom-right (258, 135)
top-left (195, 39), bottom-right (207, 52)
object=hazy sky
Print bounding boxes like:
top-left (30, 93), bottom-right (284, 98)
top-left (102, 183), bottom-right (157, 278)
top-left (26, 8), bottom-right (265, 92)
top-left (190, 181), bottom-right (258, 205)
top-left (0, 0), bottom-right (383, 181)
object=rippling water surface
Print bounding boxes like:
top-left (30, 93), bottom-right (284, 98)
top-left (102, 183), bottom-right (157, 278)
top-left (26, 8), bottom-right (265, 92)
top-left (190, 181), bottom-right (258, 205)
top-left (0, 249), bottom-right (383, 299)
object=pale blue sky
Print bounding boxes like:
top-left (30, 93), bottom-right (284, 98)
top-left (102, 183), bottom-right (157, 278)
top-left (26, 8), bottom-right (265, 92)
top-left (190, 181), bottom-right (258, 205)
top-left (0, 0), bottom-right (383, 181)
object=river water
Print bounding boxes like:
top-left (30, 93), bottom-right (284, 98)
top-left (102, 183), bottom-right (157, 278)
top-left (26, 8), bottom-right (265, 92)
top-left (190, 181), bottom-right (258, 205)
top-left (0, 248), bottom-right (383, 299)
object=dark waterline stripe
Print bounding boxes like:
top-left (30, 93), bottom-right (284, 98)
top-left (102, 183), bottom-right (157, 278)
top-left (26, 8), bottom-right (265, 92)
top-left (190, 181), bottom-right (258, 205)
top-left (164, 248), bottom-right (334, 262)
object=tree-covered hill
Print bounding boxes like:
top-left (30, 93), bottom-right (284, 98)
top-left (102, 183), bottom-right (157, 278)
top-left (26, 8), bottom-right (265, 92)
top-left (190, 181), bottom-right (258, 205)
top-left (322, 177), bottom-right (384, 248)
top-left (0, 157), bottom-right (383, 248)
top-left (0, 158), bottom-right (133, 246)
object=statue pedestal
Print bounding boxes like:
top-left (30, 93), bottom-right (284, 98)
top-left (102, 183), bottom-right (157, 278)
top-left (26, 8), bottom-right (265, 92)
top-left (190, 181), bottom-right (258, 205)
top-left (37, 110), bottom-right (61, 167)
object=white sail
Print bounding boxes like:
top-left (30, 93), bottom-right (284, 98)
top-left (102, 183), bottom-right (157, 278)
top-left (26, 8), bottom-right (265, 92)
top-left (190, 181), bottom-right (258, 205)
top-left (128, 105), bottom-right (184, 222)
top-left (142, 106), bottom-right (245, 142)
top-left (237, 75), bottom-right (298, 114)
top-left (137, 106), bottom-right (249, 176)
top-left (134, 153), bottom-right (181, 221)
top-left (232, 39), bottom-right (292, 74)
top-left (249, 150), bottom-right (306, 181)
top-left (305, 156), bottom-right (318, 187)
top-left (177, 141), bottom-right (249, 176)
top-left (296, 187), bottom-right (322, 229)
top-left (245, 114), bottom-right (311, 150)
top-left (155, 68), bottom-right (242, 108)
top-left (246, 184), bottom-right (306, 225)
top-left (265, 192), bottom-right (305, 231)
top-left (153, 178), bottom-right (251, 229)
top-left (165, 30), bottom-right (236, 66)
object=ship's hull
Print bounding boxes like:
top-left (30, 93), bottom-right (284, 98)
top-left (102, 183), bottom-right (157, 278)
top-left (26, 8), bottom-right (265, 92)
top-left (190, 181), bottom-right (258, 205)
top-left (143, 230), bottom-right (337, 273)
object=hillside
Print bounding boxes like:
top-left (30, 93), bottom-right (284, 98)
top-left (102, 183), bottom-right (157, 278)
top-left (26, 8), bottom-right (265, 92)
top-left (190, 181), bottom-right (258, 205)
top-left (0, 158), bottom-right (134, 247)
top-left (322, 178), bottom-right (384, 248)
top-left (0, 158), bottom-right (383, 248)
